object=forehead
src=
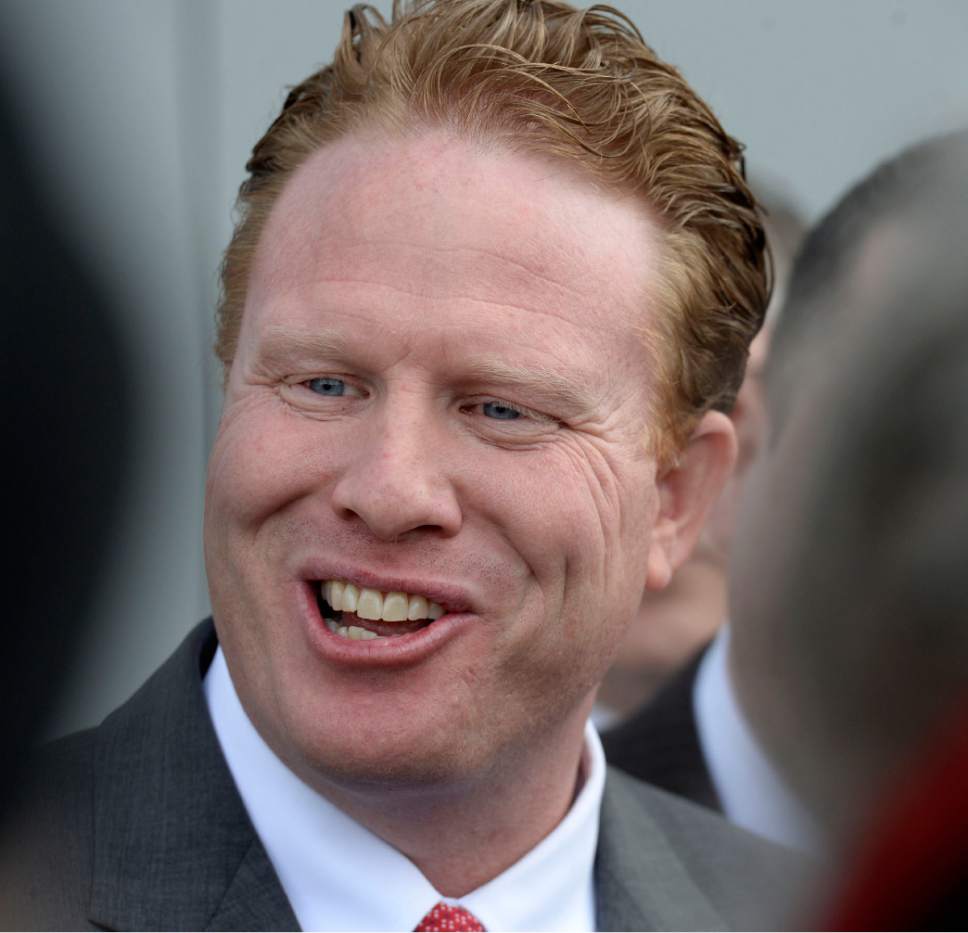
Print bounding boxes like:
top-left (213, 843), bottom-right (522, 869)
top-left (245, 129), bottom-right (664, 391)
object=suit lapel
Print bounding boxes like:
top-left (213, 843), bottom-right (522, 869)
top-left (206, 837), bottom-right (300, 931)
top-left (595, 767), bottom-right (724, 931)
top-left (87, 621), bottom-right (299, 931)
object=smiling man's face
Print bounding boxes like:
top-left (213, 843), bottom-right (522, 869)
top-left (204, 129), bottom-right (685, 791)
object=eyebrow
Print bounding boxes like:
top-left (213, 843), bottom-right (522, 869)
top-left (253, 325), bottom-right (351, 373)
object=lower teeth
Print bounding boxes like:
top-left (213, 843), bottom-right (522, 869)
top-left (324, 618), bottom-right (385, 640)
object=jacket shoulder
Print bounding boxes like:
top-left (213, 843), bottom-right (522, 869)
top-left (1, 728), bottom-right (99, 929)
top-left (0, 621), bottom-right (218, 930)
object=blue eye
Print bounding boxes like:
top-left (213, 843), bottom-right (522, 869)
top-left (307, 377), bottom-right (346, 396)
top-left (482, 401), bottom-right (522, 420)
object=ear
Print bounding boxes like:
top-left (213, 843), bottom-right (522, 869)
top-left (646, 410), bottom-right (738, 591)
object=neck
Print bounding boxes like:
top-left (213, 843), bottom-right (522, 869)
top-left (311, 713), bottom-right (589, 897)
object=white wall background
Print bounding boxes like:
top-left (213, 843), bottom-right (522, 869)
top-left (1, 0), bottom-right (965, 733)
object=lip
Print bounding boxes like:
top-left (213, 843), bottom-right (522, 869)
top-left (296, 580), bottom-right (478, 669)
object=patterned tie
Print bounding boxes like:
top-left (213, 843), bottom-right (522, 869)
top-left (414, 901), bottom-right (486, 931)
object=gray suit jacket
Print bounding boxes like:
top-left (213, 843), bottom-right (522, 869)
top-left (5, 622), bottom-right (799, 931)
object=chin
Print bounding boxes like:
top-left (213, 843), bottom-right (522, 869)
top-left (292, 730), bottom-right (487, 797)
top-left (263, 687), bottom-right (490, 794)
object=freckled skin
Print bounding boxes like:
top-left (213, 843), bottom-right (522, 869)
top-left (203, 129), bottom-right (726, 832)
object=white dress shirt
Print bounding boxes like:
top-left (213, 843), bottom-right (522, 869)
top-left (204, 647), bottom-right (603, 931)
top-left (694, 624), bottom-right (821, 852)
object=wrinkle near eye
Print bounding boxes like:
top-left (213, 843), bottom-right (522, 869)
top-left (559, 428), bottom-right (654, 531)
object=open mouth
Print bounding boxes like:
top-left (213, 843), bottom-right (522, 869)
top-left (316, 579), bottom-right (446, 641)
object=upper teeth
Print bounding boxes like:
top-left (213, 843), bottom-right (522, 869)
top-left (322, 580), bottom-right (445, 622)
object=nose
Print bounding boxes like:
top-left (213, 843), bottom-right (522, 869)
top-left (330, 403), bottom-right (463, 541)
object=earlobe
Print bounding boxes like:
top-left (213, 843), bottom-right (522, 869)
top-left (645, 539), bottom-right (674, 591)
top-left (644, 411), bottom-right (737, 592)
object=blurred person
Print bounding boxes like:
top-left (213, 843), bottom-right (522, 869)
top-left (596, 187), bottom-right (805, 730)
top-left (808, 264), bottom-right (968, 930)
top-left (0, 78), bottom-right (132, 821)
top-left (729, 130), bottom-right (968, 895)
top-left (4, 2), bottom-right (805, 931)
top-left (607, 130), bottom-right (968, 855)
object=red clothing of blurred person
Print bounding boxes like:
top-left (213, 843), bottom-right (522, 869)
top-left (824, 697), bottom-right (968, 930)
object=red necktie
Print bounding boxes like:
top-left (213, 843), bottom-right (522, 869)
top-left (414, 901), bottom-right (486, 931)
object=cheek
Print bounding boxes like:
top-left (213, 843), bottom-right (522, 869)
top-left (465, 436), bottom-right (656, 600)
top-left (205, 395), bottom-right (334, 531)
top-left (461, 440), bottom-right (604, 554)
top-left (545, 435), bottom-right (657, 571)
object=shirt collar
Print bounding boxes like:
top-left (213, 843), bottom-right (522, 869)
top-left (694, 624), bottom-right (821, 852)
top-left (204, 646), bottom-right (602, 931)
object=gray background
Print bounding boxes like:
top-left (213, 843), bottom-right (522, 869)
top-left (1, 0), bottom-right (965, 734)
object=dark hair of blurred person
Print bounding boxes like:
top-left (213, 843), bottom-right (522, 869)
top-left (765, 127), bottom-right (968, 427)
top-left (0, 75), bottom-right (132, 822)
